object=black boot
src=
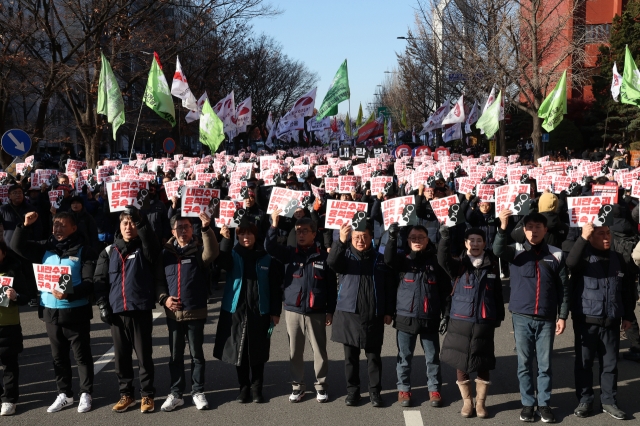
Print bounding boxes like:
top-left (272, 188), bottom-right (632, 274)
top-left (252, 386), bottom-right (264, 403)
top-left (236, 386), bottom-right (251, 403)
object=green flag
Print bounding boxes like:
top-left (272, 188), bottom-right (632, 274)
top-left (96, 52), bottom-right (125, 139)
top-left (538, 70), bottom-right (567, 132)
top-left (401, 106), bottom-right (407, 128)
top-left (345, 112), bottom-right (352, 137)
top-left (143, 54), bottom-right (176, 126)
top-left (621, 45), bottom-right (640, 107)
top-left (317, 60), bottom-right (350, 120)
top-left (356, 103), bottom-right (363, 127)
top-left (476, 90), bottom-right (501, 138)
top-left (199, 99), bottom-right (225, 152)
top-left (326, 105), bottom-right (338, 117)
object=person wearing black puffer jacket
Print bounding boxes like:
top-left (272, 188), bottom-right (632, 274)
top-left (156, 213), bottom-right (219, 412)
top-left (93, 206), bottom-right (161, 414)
top-left (438, 225), bottom-right (504, 419)
top-left (384, 223), bottom-right (450, 409)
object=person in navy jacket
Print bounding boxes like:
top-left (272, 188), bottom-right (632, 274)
top-left (265, 209), bottom-right (336, 403)
top-left (327, 221), bottom-right (395, 408)
top-left (566, 223), bottom-right (636, 420)
top-left (94, 205), bottom-right (161, 414)
top-left (12, 211), bottom-right (97, 414)
top-left (493, 210), bottom-right (569, 424)
top-left (385, 223), bottom-right (450, 409)
top-left (156, 213), bottom-right (219, 412)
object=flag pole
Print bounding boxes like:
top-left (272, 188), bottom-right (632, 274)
top-left (129, 98), bottom-right (145, 160)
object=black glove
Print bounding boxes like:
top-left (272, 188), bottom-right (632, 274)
top-left (123, 205), bottom-right (141, 223)
top-left (388, 223), bottom-right (399, 239)
top-left (439, 224), bottom-right (450, 239)
top-left (439, 316), bottom-right (449, 335)
top-left (97, 299), bottom-right (113, 325)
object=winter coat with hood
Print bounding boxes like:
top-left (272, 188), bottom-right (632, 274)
top-left (510, 193), bottom-right (568, 249)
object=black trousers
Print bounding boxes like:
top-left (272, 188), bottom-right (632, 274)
top-left (111, 310), bottom-right (155, 397)
top-left (624, 318), bottom-right (640, 352)
top-left (45, 320), bottom-right (94, 397)
top-left (574, 322), bottom-right (619, 405)
top-left (343, 344), bottom-right (382, 394)
top-left (236, 341), bottom-right (264, 391)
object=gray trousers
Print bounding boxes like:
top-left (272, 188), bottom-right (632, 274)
top-left (285, 310), bottom-right (329, 391)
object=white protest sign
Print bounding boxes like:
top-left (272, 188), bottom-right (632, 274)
top-left (215, 200), bottom-right (243, 228)
top-left (164, 180), bottom-right (185, 199)
top-left (381, 195), bottom-right (414, 230)
top-left (476, 184), bottom-right (497, 202)
top-left (567, 196), bottom-right (613, 227)
top-left (48, 190), bottom-right (65, 209)
top-left (266, 187), bottom-right (298, 215)
top-left (106, 180), bottom-right (149, 212)
top-left (338, 175), bottom-right (358, 193)
top-left (429, 195), bottom-right (459, 226)
top-left (494, 184), bottom-right (530, 217)
top-left (33, 264), bottom-right (71, 294)
top-left (180, 187), bottom-right (220, 217)
top-left (324, 200), bottom-right (368, 230)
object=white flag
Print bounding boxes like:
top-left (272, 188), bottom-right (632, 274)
top-left (212, 92), bottom-right (236, 134)
top-left (185, 92), bottom-right (208, 123)
top-left (282, 87), bottom-right (317, 120)
top-left (442, 95), bottom-right (466, 125)
top-left (235, 97), bottom-right (252, 129)
top-left (421, 101), bottom-right (450, 134)
top-left (266, 112), bottom-right (274, 130)
top-left (612, 62), bottom-right (622, 102)
top-left (170, 56), bottom-right (198, 111)
top-left (412, 126), bottom-right (416, 143)
top-left (265, 119), bottom-right (277, 148)
top-left (276, 117), bottom-right (304, 139)
top-left (465, 100), bottom-right (479, 133)
top-left (443, 123), bottom-right (462, 142)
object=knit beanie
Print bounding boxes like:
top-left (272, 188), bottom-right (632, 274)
top-left (538, 192), bottom-right (558, 213)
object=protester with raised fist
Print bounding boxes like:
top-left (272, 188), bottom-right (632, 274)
top-left (327, 221), bottom-right (395, 408)
top-left (11, 211), bottom-right (97, 414)
top-left (493, 210), bottom-right (569, 423)
top-left (94, 205), bottom-right (161, 414)
top-left (265, 209), bottom-right (336, 403)
top-left (384, 222), bottom-right (450, 408)
top-left (0, 184), bottom-right (41, 245)
top-left (567, 223), bottom-right (636, 420)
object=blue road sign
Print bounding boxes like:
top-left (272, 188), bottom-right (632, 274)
top-left (1, 129), bottom-right (32, 157)
top-left (163, 138), bottom-right (176, 154)
top-left (542, 133), bottom-right (550, 143)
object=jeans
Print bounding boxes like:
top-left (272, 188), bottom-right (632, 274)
top-left (512, 314), bottom-right (555, 407)
top-left (396, 329), bottom-right (441, 392)
top-left (166, 317), bottom-right (206, 397)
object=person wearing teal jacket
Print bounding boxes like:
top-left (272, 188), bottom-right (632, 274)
top-left (213, 220), bottom-right (283, 404)
top-left (11, 211), bottom-right (97, 414)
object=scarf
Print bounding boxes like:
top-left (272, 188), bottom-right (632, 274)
top-left (467, 252), bottom-right (485, 268)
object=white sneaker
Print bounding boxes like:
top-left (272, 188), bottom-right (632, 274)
top-left (289, 390), bottom-right (305, 403)
top-left (192, 393), bottom-right (208, 410)
top-left (0, 402), bottom-right (15, 416)
top-left (47, 393), bottom-right (73, 413)
top-left (78, 393), bottom-right (92, 413)
top-left (160, 394), bottom-right (184, 412)
top-left (316, 390), bottom-right (329, 403)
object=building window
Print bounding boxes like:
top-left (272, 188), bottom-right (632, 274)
top-left (585, 24), bottom-right (611, 43)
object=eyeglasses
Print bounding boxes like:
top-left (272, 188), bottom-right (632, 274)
top-left (352, 235), bottom-right (371, 241)
top-left (295, 228), bottom-right (314, 235)
top-left (173, 225), bottom-right (192, 232)
top-left (408, 237), bottom-right (427, 242)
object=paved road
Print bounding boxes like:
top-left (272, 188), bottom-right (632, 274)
top-left (5, 281), bottom-right (640, 425)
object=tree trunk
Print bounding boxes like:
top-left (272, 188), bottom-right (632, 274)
top-left (499, 120), bottom-right (506, 156)
top-left (531, 113), bottom-right (543, 161)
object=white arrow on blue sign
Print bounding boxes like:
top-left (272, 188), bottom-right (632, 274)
top-left (1, 129), bottom-right (32, 157)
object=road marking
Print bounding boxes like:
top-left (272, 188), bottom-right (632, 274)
top-left (404, 410), bottom-right (424, 426)
top-left (93, 311), bottom-right (163, 375)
